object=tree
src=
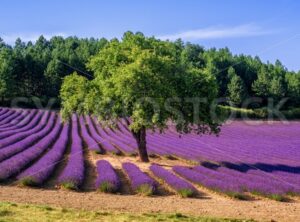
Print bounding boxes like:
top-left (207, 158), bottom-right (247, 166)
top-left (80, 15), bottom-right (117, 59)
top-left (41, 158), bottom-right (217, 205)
top-left (203, 47), bottom-right (233, 97)
top-left (227, 67), bottom-right (246, 106)
top-left (269, 76), bottom-right (286, 102)
top-left (0, 38), bottom-right (6, 49)
top-left (60, 32), bottom-right (220, 162)
top-left (60, 72), bottom-right (89, 119)
top-left (0, 48), bottom-right (16, 102)
top-left (286, 72), bottom-right (300, 105)
top-left (252, 66), bottom-right (270, 99)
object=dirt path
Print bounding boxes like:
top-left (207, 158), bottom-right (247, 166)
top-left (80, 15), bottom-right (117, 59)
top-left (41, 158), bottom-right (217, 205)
top-left (0, 185), bottom-right (299, 222)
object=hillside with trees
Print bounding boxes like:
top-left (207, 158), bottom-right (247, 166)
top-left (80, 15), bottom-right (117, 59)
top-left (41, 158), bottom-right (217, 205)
top-left (0, 32), bottom-right (299, 110)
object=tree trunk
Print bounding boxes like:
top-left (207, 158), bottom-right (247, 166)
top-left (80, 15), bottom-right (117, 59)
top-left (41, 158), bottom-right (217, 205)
top-left (132, 126), bottom-right (149, 162)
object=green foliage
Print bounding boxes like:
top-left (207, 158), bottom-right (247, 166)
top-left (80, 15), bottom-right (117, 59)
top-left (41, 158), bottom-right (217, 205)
top-left (225, 192), bottom-right (249, 200)
top-left (252, 66), bottom-right (270, 98)
top-left (269, 76), bottom-right (286, 101)
top-left (0, 36), bottom-right (107, 106)
top-left (98, 181), bottom-right (118, 193)
top-left (0, 48), bottom-right (16, 99)
top-left (178, 188), bottom-right (195, 198)
top-left (219, 105), bottom-right (300, 120)
top-left (60, 32), bottom-right (220, 161)
top-left (285, 72), bottom-right (300, 105)
top-left (227, 67), bottom-right (247, 106)
top-left (137, 184), bottom-right (155, 196)
top-left (252, 62), bottom-right (289, 104)
top-left (62, 32), bottom-right (220, 135)
top-left (0, 33), bottom-right (299, 113)
top-left (0, 201), bottom-right (254, 222)
top-left (60, 72), bottom-right (89, 120)
top-left (60, 182), bottom-right (78, 191)
top-left (19, 177), bottom-right (38, 187)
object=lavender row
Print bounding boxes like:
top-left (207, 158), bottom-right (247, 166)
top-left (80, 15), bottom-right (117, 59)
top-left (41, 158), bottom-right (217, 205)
top-left (92, 117), bottom-right (135, 154)
top-left (0, 112), bottom-right (55, 162)
top-left (0, 118), bottom-right (61, 181)
top-left (122, 162), bottom-right (156, 195)
top-left (0, 110), bottom-right (15, 123)
top-left (17, 123), bottom-right (69, 186)
top-left (0, 109), bottom-right (39, 134)
top-left (58, 114), bottom-right (84, 190)
top-left (95, 160), bottom-right (120, 193)
top-left (0, 108), bottom-right (9, 116)
top-left (173, 166), bottom-right (246, 199)
top-left (0, 111), bottom-right (50, 149)
top-left (79, 116), bottom-right (102, 153)
top-left (0, 110), bottom-right (24, 127)
top-left (214, 166), bottom-right (300, 195)
top-left (0, 110), bottom-right (31, 130)
top-left (84, 116), bottom-right (120, 154)
top-left (150, 164), bottom-right (196, 197)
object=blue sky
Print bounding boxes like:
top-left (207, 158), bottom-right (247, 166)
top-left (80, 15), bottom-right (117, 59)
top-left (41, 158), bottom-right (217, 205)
top-left (1, 0), bottom-right (299, 71)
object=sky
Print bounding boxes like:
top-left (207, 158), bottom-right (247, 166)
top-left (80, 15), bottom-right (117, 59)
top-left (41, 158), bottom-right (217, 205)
top-left (1, 0), bottom-right (299, 71)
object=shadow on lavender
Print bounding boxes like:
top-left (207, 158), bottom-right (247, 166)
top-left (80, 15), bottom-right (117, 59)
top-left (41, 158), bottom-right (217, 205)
top-left (202, 161), bottom-right (300, 174)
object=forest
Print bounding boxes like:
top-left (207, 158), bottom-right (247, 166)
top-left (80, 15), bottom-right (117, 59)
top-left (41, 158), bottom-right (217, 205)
top-left (0, 31), bottom-right (299, 111)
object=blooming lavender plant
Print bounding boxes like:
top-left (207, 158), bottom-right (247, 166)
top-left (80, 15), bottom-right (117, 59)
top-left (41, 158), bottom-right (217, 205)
top-left (95, 160), bottom-right (120, 193)
top-left (0, 118), bottom-right (61, 181)
top-left (17, 123), bottom-right (69, 186)
top-left (85, 116), bottom-right (120, 154)
top-left (0, 109), bottom-right (39, 134)
top-left (122, 162), bottom-right (157, 195)
top-left (0, 110), bottom-right (50, 148)
top-left (150, 164), bottom-right (196, 197)
top-left (58, 114), bottom-right (84, 190)
top-left (79, 116), bottom-right (102, 153)
top-left (173, 165), bottom-right (246, 199)
top-left (0, 112), bottom-right (55, 162)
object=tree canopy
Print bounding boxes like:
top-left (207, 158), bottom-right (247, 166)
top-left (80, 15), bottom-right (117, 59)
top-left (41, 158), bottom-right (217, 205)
top-left (60, 32), bottom-right (220, 162)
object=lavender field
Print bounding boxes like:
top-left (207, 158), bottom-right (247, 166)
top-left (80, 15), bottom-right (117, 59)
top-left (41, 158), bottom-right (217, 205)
top-left (0, 107), bottom-right (299, 200)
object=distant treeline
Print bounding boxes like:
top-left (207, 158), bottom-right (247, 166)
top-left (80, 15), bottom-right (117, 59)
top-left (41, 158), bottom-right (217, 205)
top-left (0, 33), bottom-right (299, 109)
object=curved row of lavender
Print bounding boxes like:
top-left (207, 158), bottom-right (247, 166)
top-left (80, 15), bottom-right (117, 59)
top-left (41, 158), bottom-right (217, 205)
top-left (17, 123), bottom-right (69, 186)
top-left (0, 112), bottom-right (54, 162)
top-left (57, 114), bottom-right (84, 190)
top-left (95, 160), bottom-right (120, 193)
top-left (0, 114), bottom-right (60, 180)
top-left (84, 115), bottom-right (120, 154)
top-left (150, 164), bottom-right (197, 197)
top-left (122, 162), bottom-right (157, 195)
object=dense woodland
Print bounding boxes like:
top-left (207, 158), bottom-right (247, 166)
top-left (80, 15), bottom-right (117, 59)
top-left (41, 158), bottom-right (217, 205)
top-left (0, 32), bottom-right (300, 109)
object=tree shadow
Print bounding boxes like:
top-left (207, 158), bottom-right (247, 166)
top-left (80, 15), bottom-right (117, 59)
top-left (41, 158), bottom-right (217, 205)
top-left (201, 161), bottom-right (300, 174)
top-left (221, 162), bottom-right (300, 174)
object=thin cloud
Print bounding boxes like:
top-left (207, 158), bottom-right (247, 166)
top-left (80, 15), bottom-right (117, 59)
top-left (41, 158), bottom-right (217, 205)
top-left (1, 32), bottom-right (67, 45)
top-left (157, 24), bottom-right (272, 41)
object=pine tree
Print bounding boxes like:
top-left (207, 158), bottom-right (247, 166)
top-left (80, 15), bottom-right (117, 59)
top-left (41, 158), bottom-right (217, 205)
top-left (227, 67), bottom-right (246, 106)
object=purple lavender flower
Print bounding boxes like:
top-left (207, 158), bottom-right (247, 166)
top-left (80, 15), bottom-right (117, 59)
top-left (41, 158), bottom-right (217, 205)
top-left (79, 116), bottom-right (102, 153)
top-left (58, 114), bottom-right (84, 190)
top-left (150, 164), bottom-right (196, 197)
top-left (0, 110), bottom-right (50, 148)
top-left (0, 117), bottom-right (61, 181)
top-left (17, 123), bottom-right (69, 186)
top-left (84, 116), bottom-right (120, 154)
top-left (173, 165), bottom-right (246, 199)
top-left (122, 162), bottom-right (157, 195)
top-left (95, 160), bottom-right (120, 193)
top-left (0, 112), bottom-right (55, 162)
